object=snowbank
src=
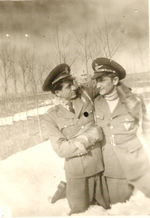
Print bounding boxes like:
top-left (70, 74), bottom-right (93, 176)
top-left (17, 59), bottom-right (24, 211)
top-left (0, 105), bottom-right (53, 125)
top-left (0, 140), bottom-right (66, 217)
top-left (0, 140), bottom-right (150, 217)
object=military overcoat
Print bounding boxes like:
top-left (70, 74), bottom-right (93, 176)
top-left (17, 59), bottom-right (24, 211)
top-left (44, 91), bottom-right (104, 179)
top-left (94, 94), bottom-right (150, 180)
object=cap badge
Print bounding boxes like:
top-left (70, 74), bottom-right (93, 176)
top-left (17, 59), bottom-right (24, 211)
top-left (65, 67), bottom-right (69, 74)
top-left (95, 65), bottom-right (103, 72)
top-left (124, 122), bottom-right (131, 131)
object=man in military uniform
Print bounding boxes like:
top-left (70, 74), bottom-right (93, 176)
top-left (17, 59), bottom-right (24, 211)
top-left (92, 57), bottom-right (150, 205)
top-left (42, 63), bottom-right (110, 215)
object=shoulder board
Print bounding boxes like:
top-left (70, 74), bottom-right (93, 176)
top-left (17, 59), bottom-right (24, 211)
top-left (45, 105), bottom-right (58, 114)
top-left (133, 93), bottom-right (143, 102)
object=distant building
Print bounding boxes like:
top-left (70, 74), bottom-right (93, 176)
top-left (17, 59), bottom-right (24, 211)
top-left (123, 72), bottom-right (150, 92)
top-left (123, 72), bottom-right (150, 104)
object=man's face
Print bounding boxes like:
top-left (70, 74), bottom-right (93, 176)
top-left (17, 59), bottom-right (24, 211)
top-left (56, 81), bottom-right (76, 100)
top-left (96, 75), bottom-right (118, 96)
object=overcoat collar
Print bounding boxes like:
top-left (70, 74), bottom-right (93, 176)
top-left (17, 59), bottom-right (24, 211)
top-left (56, 97), bottom-right (84, 118)
top-left (96, 96), bottom-right (127, 117)
top-left (73, 97), bottom-right (84, 118)
top-left (112, 100), bottom-right (127, 118)
top-left (96, 96), bottom-right (111, 115)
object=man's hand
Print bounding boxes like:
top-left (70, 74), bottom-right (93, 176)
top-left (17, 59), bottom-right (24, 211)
top-left (71, 126), bottom-right (103, 149)
top-left (84, 126), bottom-right (103, 145)
top-left (117, 83), bottom-right (140, 119)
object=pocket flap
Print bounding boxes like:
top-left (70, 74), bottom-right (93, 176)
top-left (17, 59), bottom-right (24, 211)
top-left (119, 116), bottom-right (135, 123)
top-left (57, 119), bottom-right (74, 130)
top-left (127, 142), bottom-right (142, 153)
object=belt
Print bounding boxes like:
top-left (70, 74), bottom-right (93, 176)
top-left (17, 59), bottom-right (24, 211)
top-left (67, 145), bottom-right (95, 160)
top-left (106, 134), bottom-right (136, 147)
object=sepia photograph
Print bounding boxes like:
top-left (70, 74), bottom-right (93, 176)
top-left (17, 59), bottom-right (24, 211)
top-left (0, 0), bottom-right (150, 217)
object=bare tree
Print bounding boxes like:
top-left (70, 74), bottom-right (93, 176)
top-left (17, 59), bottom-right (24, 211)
top-left (27, 48), bottom-right (45, 142)
top-left (8, 44), bottom-right (20, 113)
top-left (37, 55), bottom-right (51, 91)
top-left (92, 17), bottom-right (126, 59)
top-left (74, 27), bottom-right (94, 76)
top-left (17, 47), bottom-right (30, 106)
top-left (135, 36), bottom-right (149, 73)
top-left (0, 42), bottom-right (13, 115)
top-left (50, 25), bottom-right (77, 66)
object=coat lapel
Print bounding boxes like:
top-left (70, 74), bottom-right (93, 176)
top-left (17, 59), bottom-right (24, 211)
top-left (111, 100), bottom-right (127, 118)
top-left (96, 96), bottom-right (111, 115)
top-left (73, 97), bottom-right (84, 118)
top-left (96, 96), bottom-right (127, 117)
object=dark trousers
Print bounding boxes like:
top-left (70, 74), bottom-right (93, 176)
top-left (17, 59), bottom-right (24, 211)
top-left (66, 173), bottom-right (110, 215)
top-left (106, 170), bottom-right (150, 205)
top-left (106, 177), bottom-right (134, 205)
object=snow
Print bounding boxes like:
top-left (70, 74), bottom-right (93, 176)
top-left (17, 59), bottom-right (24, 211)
top-left (0, 102), bottom-right (150, 217)
top-left (0, 140), bottom-right (150, 217)
top-left (0, 105), bottom-right (53, 125)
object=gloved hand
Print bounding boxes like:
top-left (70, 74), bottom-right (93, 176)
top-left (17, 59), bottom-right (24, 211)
top-left (84, 126), bottom-right (103, 146)
top-left (117, 83), bottom-right (140, 119)
top-left (72, 126), bottom-right (103, 149)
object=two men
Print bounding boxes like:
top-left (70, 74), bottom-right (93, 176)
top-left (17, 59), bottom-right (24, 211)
top-left (42, 64), bottom-right (110, 215)
top-left (92, 57), bottom-right (150, 204)
top-left (42, 58), bottom-right (150, 213)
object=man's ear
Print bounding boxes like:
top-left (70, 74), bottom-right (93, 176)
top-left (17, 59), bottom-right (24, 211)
top-left (55, 90), bottom-right (60, 97)
top-left (113, 77), bottom-right (119, 86)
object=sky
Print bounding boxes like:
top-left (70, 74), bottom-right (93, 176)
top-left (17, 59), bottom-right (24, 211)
top-left (0, 0), bottom-right (149, 75)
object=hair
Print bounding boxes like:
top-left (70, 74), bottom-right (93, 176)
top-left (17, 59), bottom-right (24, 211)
top-left (51, 78), bottom-right (74, 94)
top-left (96, 72), bottom-right (120, 85)
top-left (106, 72), bottom-right (121, 86)
top-left (103, 72), bottom-right (119, 80)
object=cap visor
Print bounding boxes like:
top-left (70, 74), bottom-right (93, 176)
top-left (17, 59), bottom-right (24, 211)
top-left (91, 72), bottom-right (105, 80)
top-left (52, 74), bottom-right (75, 84)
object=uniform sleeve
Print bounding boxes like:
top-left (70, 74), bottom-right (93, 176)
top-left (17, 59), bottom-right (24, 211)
top-left (44, 111), bottom-right (88, 159)
top-left (140, 96), bottom-right (150, 146)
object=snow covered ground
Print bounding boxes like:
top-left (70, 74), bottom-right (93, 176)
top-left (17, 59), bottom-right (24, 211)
top-left (0, 140), bottom-right (150, 217)
top-left (0, 103), bottom-right (150, 217)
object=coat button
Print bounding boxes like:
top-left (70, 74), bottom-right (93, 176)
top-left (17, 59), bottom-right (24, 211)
top-left (81, 126), bottom-right (84, 129)
top-left (113, 144), bottom-right (116, 146)
top-left (78, 153), bottom-right (83, 156)
top-left (110, 126), bottom-right (113, 129)
top-left (84, 112), bottom-right (89, 117)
